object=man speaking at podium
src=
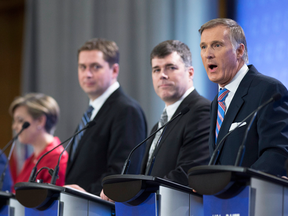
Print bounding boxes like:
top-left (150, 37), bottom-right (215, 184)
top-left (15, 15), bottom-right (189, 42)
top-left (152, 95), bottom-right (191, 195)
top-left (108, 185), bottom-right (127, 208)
top-left (65, 38), bottom-right (147, 196)
top-left (140, 40), bottom-right (210, 186)
top-left (199, 18), bottom-right (288, 176)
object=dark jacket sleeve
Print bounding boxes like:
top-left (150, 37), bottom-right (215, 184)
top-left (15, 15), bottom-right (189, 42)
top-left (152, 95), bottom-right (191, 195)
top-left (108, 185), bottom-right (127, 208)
top-left (88, 105), bottom-right (147, 194)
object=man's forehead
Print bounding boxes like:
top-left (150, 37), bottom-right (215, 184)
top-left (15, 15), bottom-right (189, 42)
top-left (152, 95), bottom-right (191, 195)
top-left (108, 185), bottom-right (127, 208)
top-left (200, 25), bottom-right (230, 42)
top-left (152, 52), bottom-right (182, 65)
top-left (78, 50), bottom-right (106, 63)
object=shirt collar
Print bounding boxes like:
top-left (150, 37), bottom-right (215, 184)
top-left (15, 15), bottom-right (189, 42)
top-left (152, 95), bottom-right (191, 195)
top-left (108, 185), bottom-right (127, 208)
top-left (165, 86), bottom-right (194, 121)
top-left (89, 81), bottom-right (120, 118)
top-left (219, 64), bottom-right (249, 94)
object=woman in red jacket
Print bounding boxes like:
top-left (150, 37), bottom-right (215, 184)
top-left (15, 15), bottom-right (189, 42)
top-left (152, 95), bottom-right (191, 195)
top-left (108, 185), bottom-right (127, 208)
top-left (9, 93), bottom-right (68, 193)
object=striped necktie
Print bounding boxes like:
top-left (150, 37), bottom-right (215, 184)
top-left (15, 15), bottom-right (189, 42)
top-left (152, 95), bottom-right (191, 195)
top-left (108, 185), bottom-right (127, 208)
top-left (70, 105), bottom-right (94, 161)
top-left (215, 88), bottom-right (229, 144)
top-left (146, 109), bottom-right (168, 169)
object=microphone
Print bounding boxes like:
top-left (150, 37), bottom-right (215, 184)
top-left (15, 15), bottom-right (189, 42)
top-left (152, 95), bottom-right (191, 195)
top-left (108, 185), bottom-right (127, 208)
top-left (29, 120), bottom-right (96, 183)
top-left (209, 93), bottom-right (282, 166)
top-left (234, 93), bottom-right (281, 166)
top-left (121, 107), bottom-right (190, 175)
top-left (145, 125), bottom-right (167, 175)
top-left (0, 122), bottom-right (30, 190)
top-left (50, 120), bottom-right (96, 184)
top-left (0, 122), bottom-right (30, 158)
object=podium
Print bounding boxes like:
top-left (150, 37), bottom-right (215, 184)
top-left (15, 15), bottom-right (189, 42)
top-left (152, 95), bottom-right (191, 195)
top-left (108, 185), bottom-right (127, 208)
top-left (14, 182), bottom-right (114, 216)
top-left (188, 165), bottom-right (288, 216)
top-left (102, 174), bottom-right (203, 216)
top-left (0, 191), bottom-right (24, 216)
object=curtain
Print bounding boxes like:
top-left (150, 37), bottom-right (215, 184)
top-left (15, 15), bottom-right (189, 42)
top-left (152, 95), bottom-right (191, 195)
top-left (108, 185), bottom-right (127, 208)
top-left (22, 0), bottom-right (218, 140)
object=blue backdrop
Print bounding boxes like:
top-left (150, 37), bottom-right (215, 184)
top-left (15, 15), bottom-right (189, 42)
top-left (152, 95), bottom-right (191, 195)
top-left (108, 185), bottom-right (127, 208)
top-left (237, 0), bottom-right (288, 88)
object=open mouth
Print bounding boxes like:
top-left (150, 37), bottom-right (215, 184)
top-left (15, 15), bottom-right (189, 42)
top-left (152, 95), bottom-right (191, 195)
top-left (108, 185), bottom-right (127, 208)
top-left (209, 64), bottom-right (217, 70)
top-left (209, 65), bottom-right (217, 70)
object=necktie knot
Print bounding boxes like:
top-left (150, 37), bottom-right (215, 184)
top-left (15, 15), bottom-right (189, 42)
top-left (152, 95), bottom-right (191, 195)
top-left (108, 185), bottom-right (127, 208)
top-left (159, 109), bottom-right (168, 127)
top-left (86, 105), bottom-right (94, 119)
top-left (218, 88), bottom-right (229, 102)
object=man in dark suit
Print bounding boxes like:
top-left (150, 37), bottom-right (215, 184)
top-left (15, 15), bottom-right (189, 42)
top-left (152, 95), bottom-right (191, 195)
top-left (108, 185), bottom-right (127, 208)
top-left (140, 40), bottom-right (210, 186)
top-left (65, 38), bottom-right (147, 198)
top-left (199, 18), bottom-right (288, 176)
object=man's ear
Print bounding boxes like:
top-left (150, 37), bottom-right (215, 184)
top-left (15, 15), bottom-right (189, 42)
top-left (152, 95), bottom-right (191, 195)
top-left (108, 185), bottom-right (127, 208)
top-left (237, 43), bottom-right (245, 59)
top-left (111, 63), bottom-right (119, 79)
top-left (188, 66), bottom-right (194, 80)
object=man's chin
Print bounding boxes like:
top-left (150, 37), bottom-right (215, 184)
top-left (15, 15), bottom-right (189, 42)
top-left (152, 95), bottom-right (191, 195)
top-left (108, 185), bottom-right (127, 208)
top-left (207, 75), bottom-right (220, 84)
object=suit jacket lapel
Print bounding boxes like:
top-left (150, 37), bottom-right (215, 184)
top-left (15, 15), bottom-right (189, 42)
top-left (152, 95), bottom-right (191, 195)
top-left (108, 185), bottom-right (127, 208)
top-left (216, 70), bottom-right (254, 145)
top-left (210, 96), bottom-right (218, 150)
top-left (66, 88), bottom-right (122, 175)
top-left (153, 90), bottom-right (200, 156)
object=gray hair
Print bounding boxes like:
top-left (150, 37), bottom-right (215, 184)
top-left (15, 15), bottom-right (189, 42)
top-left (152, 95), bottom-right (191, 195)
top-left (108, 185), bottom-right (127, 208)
top-left (199, 18), bottom-right (248, 63)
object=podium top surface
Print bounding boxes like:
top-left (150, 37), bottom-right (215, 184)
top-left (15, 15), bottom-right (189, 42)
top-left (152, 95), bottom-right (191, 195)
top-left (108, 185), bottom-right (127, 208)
top-left (188, 165), bottom-right (288, 196)
top-left (188, 165), bottom-right (288, 187)
top-left (102, 174), bottom-right (194, 194)
top-left (14, 182), bottom-right (114, 207)
top-left (0, 191), bottom-right (14, 198)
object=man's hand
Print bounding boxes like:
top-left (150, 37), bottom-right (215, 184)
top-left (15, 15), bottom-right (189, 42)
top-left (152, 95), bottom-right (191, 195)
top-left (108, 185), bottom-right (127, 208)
top-left (100, 189), bottom-right (114, 203)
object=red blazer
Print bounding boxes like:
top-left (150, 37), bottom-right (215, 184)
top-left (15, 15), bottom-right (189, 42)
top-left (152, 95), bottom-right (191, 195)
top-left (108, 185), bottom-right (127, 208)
top-left (13, 137), bottom-right (68, 192)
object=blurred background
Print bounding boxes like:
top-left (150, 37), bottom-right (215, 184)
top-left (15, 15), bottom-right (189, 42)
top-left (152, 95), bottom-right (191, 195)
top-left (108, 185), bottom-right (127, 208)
top-left (1, 0), bottom-right (287, 178)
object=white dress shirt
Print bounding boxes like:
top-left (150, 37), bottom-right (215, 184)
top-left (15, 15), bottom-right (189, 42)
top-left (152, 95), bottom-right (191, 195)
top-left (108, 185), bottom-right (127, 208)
top-left (89, 81), bottom-right (120, 120)
top-left (220, 64), bottom-right (249, 113)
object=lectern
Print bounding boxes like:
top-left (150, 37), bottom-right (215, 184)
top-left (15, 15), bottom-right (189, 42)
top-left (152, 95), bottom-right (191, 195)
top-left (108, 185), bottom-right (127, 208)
top-left (188, 165), bottom-right (288, 216)
top-left (14, 182), bottom-right (114, 216)
top-left (0, 191), bottom-right (24, 216)
top-left (102, 174), bottom-right (203, 216)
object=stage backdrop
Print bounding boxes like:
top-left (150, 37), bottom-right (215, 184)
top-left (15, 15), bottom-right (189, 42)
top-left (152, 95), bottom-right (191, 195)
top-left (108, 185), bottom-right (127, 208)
top-left (236, 0), bottom-right (288, 89)
top-left (22, 0), bottom-right (218, 141)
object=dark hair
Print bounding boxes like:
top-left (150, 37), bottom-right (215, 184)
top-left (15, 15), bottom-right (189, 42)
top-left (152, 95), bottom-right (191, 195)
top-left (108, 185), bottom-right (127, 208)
top-left (199, 18), bottom-right (248, 63)
top-left (78, 38), bottom-right (119, 67)
top-left (150, 40), bottom-right (192, 67)
top-left (9, 93), bottom-right (60, 134)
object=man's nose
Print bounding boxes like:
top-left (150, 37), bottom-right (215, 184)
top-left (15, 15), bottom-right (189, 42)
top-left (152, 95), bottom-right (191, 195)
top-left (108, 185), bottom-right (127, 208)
top-left (205, 47), bottom-right (215, 59)
top-left (160, 70), bottom-right (168, 79)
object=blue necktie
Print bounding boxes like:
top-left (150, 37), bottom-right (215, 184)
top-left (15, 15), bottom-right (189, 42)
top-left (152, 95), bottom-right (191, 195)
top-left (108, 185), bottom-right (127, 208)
top-left (215, 88), bottom-right (229, 143)
top-left (70, 106), bottom-right (94, 160)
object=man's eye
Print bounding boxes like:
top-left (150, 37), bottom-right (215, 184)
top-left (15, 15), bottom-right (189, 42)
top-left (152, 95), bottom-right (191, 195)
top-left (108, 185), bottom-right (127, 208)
top-left (214, 44), bottom-right (221, 48)
top-left (79, 65), bottom-right (86, 70)
top-left (167, 66), bottom-right (177, 71)
top-left (153, 69), bottom-right (160, 73)
top-left (92, 65), bottom-right (102, 70)
top-left (201, 45), bottom-right (206, 49)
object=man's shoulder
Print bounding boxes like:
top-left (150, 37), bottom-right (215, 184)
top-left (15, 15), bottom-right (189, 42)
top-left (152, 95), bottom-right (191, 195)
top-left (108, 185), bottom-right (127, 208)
top-left (184, 90), bottom-right (211, 109)
top-left (247, 65), bottom-right (286, 88)
top-left (110, 87), bottom-right (142, 107)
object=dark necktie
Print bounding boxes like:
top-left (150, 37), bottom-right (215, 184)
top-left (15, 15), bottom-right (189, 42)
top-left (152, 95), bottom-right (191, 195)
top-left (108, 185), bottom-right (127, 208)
top-left (215, 88), bottom-right (229, 143)
top-left (70, 105), bottom-right (94, 161)
top-left (146, 109), bottom-right (168, 168)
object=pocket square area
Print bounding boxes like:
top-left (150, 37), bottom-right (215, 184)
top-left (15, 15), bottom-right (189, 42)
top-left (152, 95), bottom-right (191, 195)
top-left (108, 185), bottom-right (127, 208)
top-left (229, 122), bottom-right (247, 131)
